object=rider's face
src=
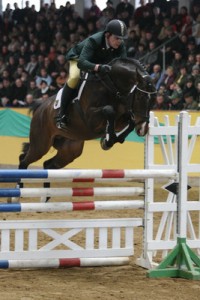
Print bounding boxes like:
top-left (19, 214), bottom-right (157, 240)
top-left (107, 34), bottom-right (123, 49)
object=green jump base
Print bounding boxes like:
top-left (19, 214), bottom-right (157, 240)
top-left (147, 237), bottom-right (200, 280)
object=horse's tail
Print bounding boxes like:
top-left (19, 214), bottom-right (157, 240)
top-left (21, 142), bottom-right (30, 153)
top-left (19, 142), bottom-right (30, 163)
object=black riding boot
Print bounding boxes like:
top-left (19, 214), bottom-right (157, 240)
top-left (56, 83), bottom-right (75, 129)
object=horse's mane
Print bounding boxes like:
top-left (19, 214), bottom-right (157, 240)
top-left (110, 57), bottom-right (148, 76)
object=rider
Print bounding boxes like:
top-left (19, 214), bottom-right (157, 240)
top-left (56, 19), bottom-right (128, 129)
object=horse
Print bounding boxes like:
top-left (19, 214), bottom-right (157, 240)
top-left (19, 58), bottom-right (156, 171)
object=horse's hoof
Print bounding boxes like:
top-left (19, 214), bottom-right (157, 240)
top-left (117, 137), bottom-right (125, 144)
top-left (40, 196), bottom-right (50, 203)
top-left (100, 138), bottom-right (112, 151)
top-left (8, 197), bottom-right (20, 203)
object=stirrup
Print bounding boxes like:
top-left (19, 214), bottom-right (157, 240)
top-left (56, 114), bottom-right (70, 129)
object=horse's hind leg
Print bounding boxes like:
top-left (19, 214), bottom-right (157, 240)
top-left (19, 136), bottom-right (52, 169)
top-left (41, 140), bottom-right (84, 202)
top-left (13, 135), bottom-right (52, 203)
top-left (44, 140), bottom-right (84, 169)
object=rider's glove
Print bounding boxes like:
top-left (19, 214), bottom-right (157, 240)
top-left (98, 65), bottom-right (112, 75)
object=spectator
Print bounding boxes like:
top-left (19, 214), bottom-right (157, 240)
top-left (56, 69), bottom-right (68, 89)
top-left (151, 17), bottom-right (162, 38)
top-left (125, 29), bottom-right (139, 57)
top-left (87, 0), bottom-right (102, 22)
top-left (175, 34), bottom-right (189, 59)
top-left (195, 53), bottom-right (200, 69)
top-left (116, 0), bottom-right (134, 20)
top-left (25, 54), bottom-right (39, 78)
top-left (0, 57), bottom-right (7, 76)
top-left (185, 53), bottom-right (196, 73)
top-left (174, 65), bottom-right (188, 89)
top-left (37, 79), bottom-right (50, 98)
top-left (142, 29), bottom-right (156, 49)
top-left (168, 92), bottom-right (184, 110)
top-left (26, 79), bottom-right (40, 99)
top-left (179, 5), bottom-right (188, 26)
top-left (159, 25), bottom-right (179, 66)
top-left (191, 65), bottom-right (200, 86)
top-left (159, 66), bottom-right (176, 90)
top-left (12, 2), bottom-right (22, 25)
top-left (102, 1), bottom-right (115, 20)
top-left (134, 0), bottom-right (148, 24)
top-left (186, 39), bottom-right (198, 56)
top-left (48, 46), bottom-right (57, 62)
top-left (18, 44), bottom-right (30, 63)
top-left (18, 56), bottom-right (27, 70)
top-left (191, 3), bottom-right (200, 20)
top-left (21, 69), bottom-right (31, 88)
top-left (54, 54), bottom-right (68, 76)
top-left (43, 56), bottom-right (56, 78)
top-left (1, 69), bottom-right (13, 81)
top-left (158, 18), bottom-right (171, 41)
top-left (134, 43), bottom-right (147, 61)
top-left (28, 43), bottom-right (38, 57)
top-left (182, 76), bottom-right (198, 99)
top-left (150, 64), bottom-right (163, 90)
top-left (193, 13), bottom-right (200, 46)
top-left (11, 78), bottom-right (27, 107)
top-left (157, 82), bottom-right (168, 98)
top-left (25, 93), bottom-right (35, 107)
top-left (171, 51), bottom-right (185, 75)
top-left (153, 93), bottom-right (169, 110)
top-left (35, 67), bottom-right (52, 88)
top-left (38, 41), bottom-right (48, 57)
top-left (34, 21), bottom-right (47, 43)
top-left (169, 5), bottom-right (180, 28)
top-left (169, 82), bottom-right (183, 99)
top-left (1, 45), bottom-right (10, 61)
top-left (183, 93), bottom-right (198, 110)
top-left (6, 55), bottom-right (17, 75)
top-left (13, 66), bottom-right (24, 80)
top-left (181, 15), bottom-right (194, 38)
top-left (0, 78), bottom-right (13, 107)
top-left (53, 31), bottom-right (68, 53)
top-left (143, 41), bottom-right (159, 73)
top-left (196, 81), bottom-right (200, 106)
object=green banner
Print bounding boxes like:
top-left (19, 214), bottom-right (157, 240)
top-left (0, 109), bottom-right (31, 137)
top-left (0, 109), bottom-right (175, 144)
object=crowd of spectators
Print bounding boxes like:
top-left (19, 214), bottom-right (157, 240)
top-left (0, 0), bottom-right (199, 111)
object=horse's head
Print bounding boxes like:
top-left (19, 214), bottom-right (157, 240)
top-left (132, 70), bottom-right (156, 136)
top-left (109, 58), bottom-right (157, 136)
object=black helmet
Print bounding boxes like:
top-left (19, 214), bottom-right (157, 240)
top-left (105, 19), bottom-right (128, 39)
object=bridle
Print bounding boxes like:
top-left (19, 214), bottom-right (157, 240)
top-left (128, 75), bottom-right (157, 123)
top-left (136, 74), bottom-right (157, 98)
top-left (87, 68), bottom-right (157, 124)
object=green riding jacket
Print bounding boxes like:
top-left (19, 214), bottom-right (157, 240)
top-left (66, 31), bottom-right (127, 72)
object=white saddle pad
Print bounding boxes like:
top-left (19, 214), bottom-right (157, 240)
top-left (54, 88), bottom-right (63, 109)
top-left (53, 73), bottom-right (89, 110)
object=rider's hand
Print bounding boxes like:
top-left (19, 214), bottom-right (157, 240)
top-left (98, 65), bottom-right (112, 75)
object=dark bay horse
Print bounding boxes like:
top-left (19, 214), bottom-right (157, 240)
top-left (19, 58), bottom-right (156, 170)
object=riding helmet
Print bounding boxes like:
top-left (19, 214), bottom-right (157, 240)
top-left (105, 19), bottom-right (128, 39)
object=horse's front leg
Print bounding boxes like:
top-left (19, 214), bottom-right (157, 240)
top-left (100, 105), bottom-right (117, 150)
top-left (116, 113), bottom-right (135, 144)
